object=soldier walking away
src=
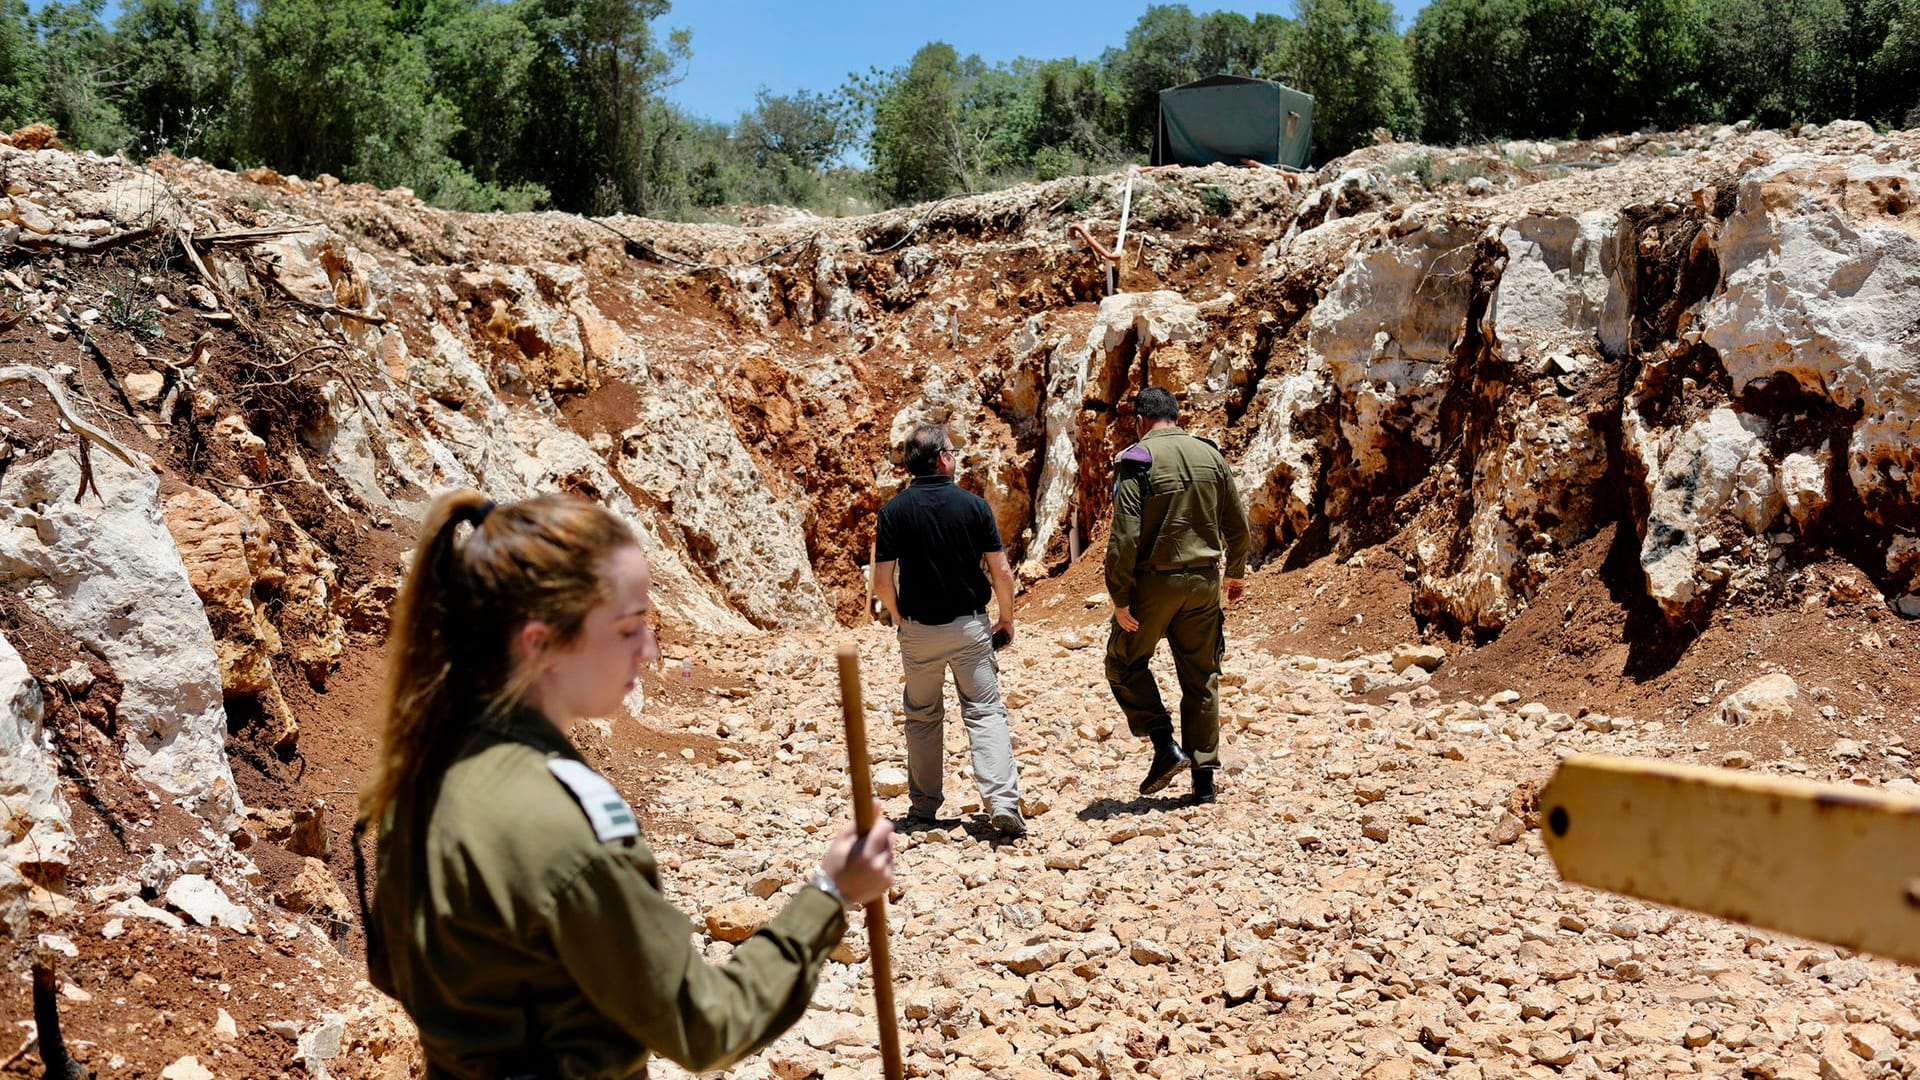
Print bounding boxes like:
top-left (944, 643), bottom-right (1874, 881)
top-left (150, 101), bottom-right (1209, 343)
top-left (1103, 387), bottom-right (1250, 805)
top-left (358, 489), bottom-right (895, 1079)
top-left (873, 422), bottom-right (1027, 839)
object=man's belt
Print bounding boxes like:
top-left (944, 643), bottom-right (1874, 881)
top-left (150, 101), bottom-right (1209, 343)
top-left (904, 608), bottom-right (986, 623)
top-left (1140, 561), bottom-right (1217, 574)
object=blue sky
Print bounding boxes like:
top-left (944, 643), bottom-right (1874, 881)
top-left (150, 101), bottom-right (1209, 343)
top-left (662, 0), bottom-right (1428, 125)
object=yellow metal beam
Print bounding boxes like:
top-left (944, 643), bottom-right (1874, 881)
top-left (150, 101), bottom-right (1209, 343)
top-left (1540, 754), bottom-right (1920, 965)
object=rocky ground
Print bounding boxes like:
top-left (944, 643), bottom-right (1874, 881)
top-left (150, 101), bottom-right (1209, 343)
top-left (1, 115), bottom-right (1919, 1077)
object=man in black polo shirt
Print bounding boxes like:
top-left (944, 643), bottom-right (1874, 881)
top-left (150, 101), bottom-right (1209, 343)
top-left (872, 422), bottom-right (1025, 839)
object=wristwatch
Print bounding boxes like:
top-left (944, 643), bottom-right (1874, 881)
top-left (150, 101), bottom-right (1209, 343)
top-left (808, 867), bottom-right (854, 909)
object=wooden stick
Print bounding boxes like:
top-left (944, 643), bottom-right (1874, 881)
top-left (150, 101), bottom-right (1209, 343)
top-left (835, 646), bottom-right (903, 1080)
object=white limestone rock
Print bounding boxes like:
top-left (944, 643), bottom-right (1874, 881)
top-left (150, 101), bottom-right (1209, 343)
top-left (1235, 368), bottom-right (1329, 556)
top-left (297, 1013), bottom-right (348, 1079)
top-left (0, 451), bottom-right (238, 830)
top-left (1720, 672), bottom-right (1800, 725)
top-left (0, 632), bottom-right (68, 886)
top-left (1024, 292), bottom-right (1203, 577)
top-left (1702, 154), bottom-right (1920, 536)
top-left (1632, 407), bottom-right (1778, 617)
top-left (165, 874), bottom-right (252, 931)
top-left (1488, 210), bottom-right (1633, 367)
top-left (1310, 218), bottom-right (1478, 495)
top-left (1415, 399), bottom-right (1608, 629)
top-left (614, 367), bottom-right (831, 629)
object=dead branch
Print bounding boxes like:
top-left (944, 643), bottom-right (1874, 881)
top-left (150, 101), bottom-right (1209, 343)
top-left (7, 222), bottom-right (163, 255)
top-left (0, 365), bottom-right (144, 472)
top-left (193, 223), bottom-right (324, 245)
top-left (173, 227), bottom-right (233, 311)
top-left (205, 474), bottom-right (303, 491)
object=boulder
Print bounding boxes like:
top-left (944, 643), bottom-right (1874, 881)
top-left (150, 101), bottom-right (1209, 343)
top-left (163, 485), bottom-right (282, 697)
top-left (0, 451), bottom-right (238, 830)
top-left (165, 874), bottom-right (252, 931)
top-left (705, 900), bottom-right (768, 943)
top-left (272, 857), bottom-right (353, 925)
top-left (1391, 643), bottom-right (1447, 673)
top-left (123, 371), bottom-right (165, 406)
top-left (1702, 155), bottom-right (1920, 536)
top-left (1779, 449), bottom-right (1832, 527)
top-left (1633, 407), bottom-right (1777, 617)
top-left (1720, 672), bottom-right (1800, 725)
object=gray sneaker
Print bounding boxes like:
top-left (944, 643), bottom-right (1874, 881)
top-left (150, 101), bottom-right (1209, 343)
top-left (989, 809), bottom-right (1027, 839)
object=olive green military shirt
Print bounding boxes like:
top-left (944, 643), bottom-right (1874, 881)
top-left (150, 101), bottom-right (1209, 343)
top-left (368, 704), bottom-right (848, 1079)
top-left (1105, 425), bottom-right (1251, 609)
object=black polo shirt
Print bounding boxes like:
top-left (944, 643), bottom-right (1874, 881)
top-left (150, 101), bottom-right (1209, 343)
top-left (874, 475), bottom-right (1002, 624)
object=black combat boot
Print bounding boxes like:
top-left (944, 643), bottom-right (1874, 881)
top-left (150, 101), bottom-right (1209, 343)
top-left (1191, 767), bottom-right (1216, 804)
top-left (1139, 734), bottom-right (1191, 795)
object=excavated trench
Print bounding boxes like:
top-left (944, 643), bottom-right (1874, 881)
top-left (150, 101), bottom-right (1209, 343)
top-left (4, 123), bottom-right (1920, 1079)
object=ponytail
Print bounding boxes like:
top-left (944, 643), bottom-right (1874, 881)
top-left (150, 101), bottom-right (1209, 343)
top-left (358, 489), bottom-right (493, 827)
top-left (358, 489), bottom-right (636, 828)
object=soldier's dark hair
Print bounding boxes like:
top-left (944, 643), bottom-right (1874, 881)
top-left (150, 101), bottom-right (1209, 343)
top-left (1134, 386), bottom-right (1179, 422)
top-left (360, 489), bottom-right (638, 827)
top-left (903, 422), bottom-right (950, 477)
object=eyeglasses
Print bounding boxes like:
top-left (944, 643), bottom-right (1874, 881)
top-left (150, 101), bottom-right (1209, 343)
top-left (940, 446), bottom-right (957, 456)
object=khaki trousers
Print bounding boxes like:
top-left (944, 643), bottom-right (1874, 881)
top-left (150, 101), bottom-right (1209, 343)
top-left (896, 613), bottom-right (1022, 818)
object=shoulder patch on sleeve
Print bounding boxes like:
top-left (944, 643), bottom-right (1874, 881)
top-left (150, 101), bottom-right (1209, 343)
top-left (547, 759), bottom-right (640, 843)
top-left (1119, 443), bottom-right (1153, 465)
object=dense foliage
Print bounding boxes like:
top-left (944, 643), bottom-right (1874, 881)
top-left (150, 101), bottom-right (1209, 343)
top-left (2, 0), bottom-right (1915, 216)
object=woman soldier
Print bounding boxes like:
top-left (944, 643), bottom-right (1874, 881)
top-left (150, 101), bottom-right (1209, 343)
top-left (357, 490), bottom-right (894, 1078)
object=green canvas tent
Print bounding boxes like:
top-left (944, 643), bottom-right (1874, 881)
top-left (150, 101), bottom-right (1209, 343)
top-left (1152, 74), bottom-right (1314, 168)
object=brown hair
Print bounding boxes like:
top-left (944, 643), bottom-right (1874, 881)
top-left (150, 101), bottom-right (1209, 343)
top-left (357, 489), bottom-right (637, 826)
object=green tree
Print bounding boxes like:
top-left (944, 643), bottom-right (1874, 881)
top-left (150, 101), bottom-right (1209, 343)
top-left (408, 0), bottom-right (540, 200)
top-left (1873, 0), bottom-right (1920, 124)
top-left (0, 0), bottom-right (42, 130)
top-left (514, 0), bottom-right (690, 214)
top-left (1270, 0), bottom-right (1417, 158)
top-left (1409, 0), bottom-right (1533, 142)
top-left (112, 0), bottom-right (244, 159)
top-left (736, 87), bottom-right (847, 171)
top-left (1100, 6), bottom-right (1291, 153)
top-left (243, 0), bottom-right (472, 197)
top-left (34, 0), bottom-right (131, 150)
top-left (866, 42), bottom-right (966, 203)
top-left (1805, 0), bottom-right (1917, 122)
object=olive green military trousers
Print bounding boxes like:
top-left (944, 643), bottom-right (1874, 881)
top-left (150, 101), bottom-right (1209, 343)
top-left (1103, 567), bottom-right (1223, 769)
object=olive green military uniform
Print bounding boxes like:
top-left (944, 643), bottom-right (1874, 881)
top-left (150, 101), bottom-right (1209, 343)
top-left (368, 704), bottom-right (847, 1079)
top-left (1103, 426), bottom-right (1250, 769)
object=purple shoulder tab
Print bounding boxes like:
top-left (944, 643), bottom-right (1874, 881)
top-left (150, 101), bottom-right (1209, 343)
top-left (1119, 444), bottom-right (1153, 465)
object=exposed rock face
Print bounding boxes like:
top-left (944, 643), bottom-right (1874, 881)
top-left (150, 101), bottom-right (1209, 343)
top-left (161, 486), bottom-right (289, 737)
top-left (0, 632), bottom-right (68, 894)
top-left (1702, 155), bottom-right (1920, 541)
top-left (612, 367), bottom-right (831, 629)
top-left (1310, 217), bottom-right (1481, 509)
top-left (1488, 210), bottom-right (1632, 364)
top-left (1024, 291), bottom-right (1208, 577)
top-left (0, 452), bottom-right (238, 830)
top-left (25, 123), bottom-right (1893, 653)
